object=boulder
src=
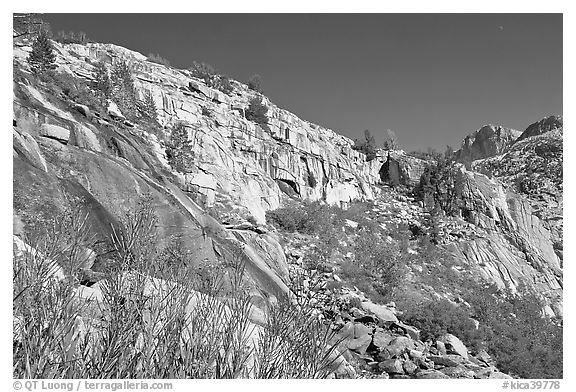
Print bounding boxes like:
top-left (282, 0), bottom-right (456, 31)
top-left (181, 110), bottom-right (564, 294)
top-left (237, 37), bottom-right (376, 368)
top-left (440, 365), bottom-right (475, 379)
top-left (385, 336), bottom-right (415, 358)
top-left (436, 340), bottom-right (447, 355)
top-left (439, 333), bottom-right (469, 359)
top-left (107, 100), bottom-right (125, 120)
top-left (403, 360), bottom-right (418, 375)
top-left (378, 359), bottom-right (404, 374)
top-left (476, 349), bottom-right (494, 365)
top-left (74, 103), bottom-right (90, 118)
top-left (345, 334), bottom-right (372, 355)
top-left (393, 321), bottom-right (420, 340)
top-left (13, 128), bottom-right (48, 172)
top-left (414, 369), bottom-right (450, 379)
top-left (489, 371), bottom-right (513, 379)
top-left (408, 349), bottom-right (424, 360)
top-left (39, 123), bottom-right (70, 144)
top-left (354, 322), bottom-right (372, 339)
top-left (428, 354), bottom-right (465, 367)
top-left (360, 300), bottom-right (398, 323)
top-left (372, 330), bottom-right (394, 350)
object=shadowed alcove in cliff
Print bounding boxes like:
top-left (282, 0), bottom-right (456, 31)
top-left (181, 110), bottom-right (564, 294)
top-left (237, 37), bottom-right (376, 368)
top-left (275, 178), bottom-right (300, 197)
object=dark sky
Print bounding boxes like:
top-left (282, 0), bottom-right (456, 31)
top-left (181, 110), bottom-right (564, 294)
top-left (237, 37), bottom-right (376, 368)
top-left (42, 13), bottom-right (562, 152)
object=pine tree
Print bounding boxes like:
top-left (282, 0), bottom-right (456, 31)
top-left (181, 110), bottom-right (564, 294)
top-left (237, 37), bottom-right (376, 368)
top-left (165, 122), bottom-right (193, 172)
top-left (110, 60), bottom-right (139, 120)
top-left (245, 97), bottom-right (269, 128)
top-left (27, 29), bottom-right (56, 74)
top-left (138, 90), bottom-right (159, 125)
top-left (383, 129), bottom-right (398, 150)
top-left (353, 129), bottom-right (377, 161)
top-left (247, 74), bottom-right (263, 93)
top-left (93, 61), bottom-right (112, 101)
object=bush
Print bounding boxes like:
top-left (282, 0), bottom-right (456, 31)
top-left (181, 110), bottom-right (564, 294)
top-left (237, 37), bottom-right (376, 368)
top-left (401, 299), bottom-right (479, 344)
top-left (13, 197), bottom-right (346, 379)
top-left (189, 61), bottom-right (216, 86)
top-left (464, 285), bottom-right (563, 379)
top-left (340, 229), bottom-right (404, 302)
top-left (214, 75), bottom-right (234, 95)
top-left (147, 53), bottom-right (171, 67)
top-left (37, 71), bottom-right (105, 114)
top-left (266, 201), bottom-right (343, 235)
top-left (245, 97), bottom-right (269, 129)
top-left (201, 107), bottom-right (212, 117)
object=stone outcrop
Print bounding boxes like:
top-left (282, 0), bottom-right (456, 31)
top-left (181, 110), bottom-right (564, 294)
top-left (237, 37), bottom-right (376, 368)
top-left (455, 124), bottom-right (522, 163)
top-left (473, 118), bottom-right (563, 258)
top-left (13, 41), bottom-right (382, 224)
top-left (330, 296), bottom-right (511, 379)
top-left (515, 115), bottom-right (562, 143)
top-left (451, 167), bottom-right (562, 316)
top-left (378, 151), bottom-right (427, 187)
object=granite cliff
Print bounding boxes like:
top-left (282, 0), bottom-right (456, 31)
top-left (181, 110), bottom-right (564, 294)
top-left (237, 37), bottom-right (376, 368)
top-left (12, 29), bottom-right (562, 379)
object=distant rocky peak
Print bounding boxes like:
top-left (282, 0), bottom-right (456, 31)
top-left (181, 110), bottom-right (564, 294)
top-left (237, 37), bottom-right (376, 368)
top-left (515, 115), bottom-right (563, 143)
top-left (455, 124), bottom-right (521, 163)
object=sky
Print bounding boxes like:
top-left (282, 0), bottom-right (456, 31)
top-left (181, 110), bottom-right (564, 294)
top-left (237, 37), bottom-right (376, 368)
top-left (41, 13), bottom-right (562, 152)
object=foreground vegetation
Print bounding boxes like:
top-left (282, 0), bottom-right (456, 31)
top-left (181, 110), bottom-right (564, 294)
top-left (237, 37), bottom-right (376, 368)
top-left (13, 198), bottom-right (344, 379)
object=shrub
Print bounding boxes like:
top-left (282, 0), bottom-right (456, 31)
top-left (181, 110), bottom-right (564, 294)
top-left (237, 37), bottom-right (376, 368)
top-left (340, 229), bottom-right (404, 302)
top-left (147, 52), bottom-right (171, 67)
top-left (13, 197), bottom-right (346, 379)
top-left (254, 294), bottom-right (344, 378)
top-left (165, 122), bottom-right (194, 173)
top-left (266, 201), bottom-right (343, 235)
top-left (189, 61), bottom-right (216, 86)
top-left (464, 285), bottom-right (563, 379)
top-left (245, 97), bottom-right (269, 129)
top-left (247, 74), bottom-right (263, 93)
top-left (201, 107), bottom-right (212, 117)
top-left (352, 129), bottom-right (377, 161)
top-left (400, 298), bottom-right (479, 344)
top-left (36, 71), bottom-right (104, 114)
top-left (27, 29), bottom-right (56, 74)
top-left (214, 75), bottom-right (234, 95)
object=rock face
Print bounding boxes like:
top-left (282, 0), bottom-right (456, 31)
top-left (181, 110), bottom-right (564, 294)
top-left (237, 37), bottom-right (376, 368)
top-left (456, 116), bottom-right (564, 316)
top-left (11, 38), bottom-right (387, 312)
top-left (455, 125), bottom-right (522, 163)
top-left (473, 117), bottom-right (563, 259)
top-left (515, 115), bottom-right (562, 142)
top-left (451, 166), bottom-right (563, 316)
top-left (14, 41), bottom-right (382, 223)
